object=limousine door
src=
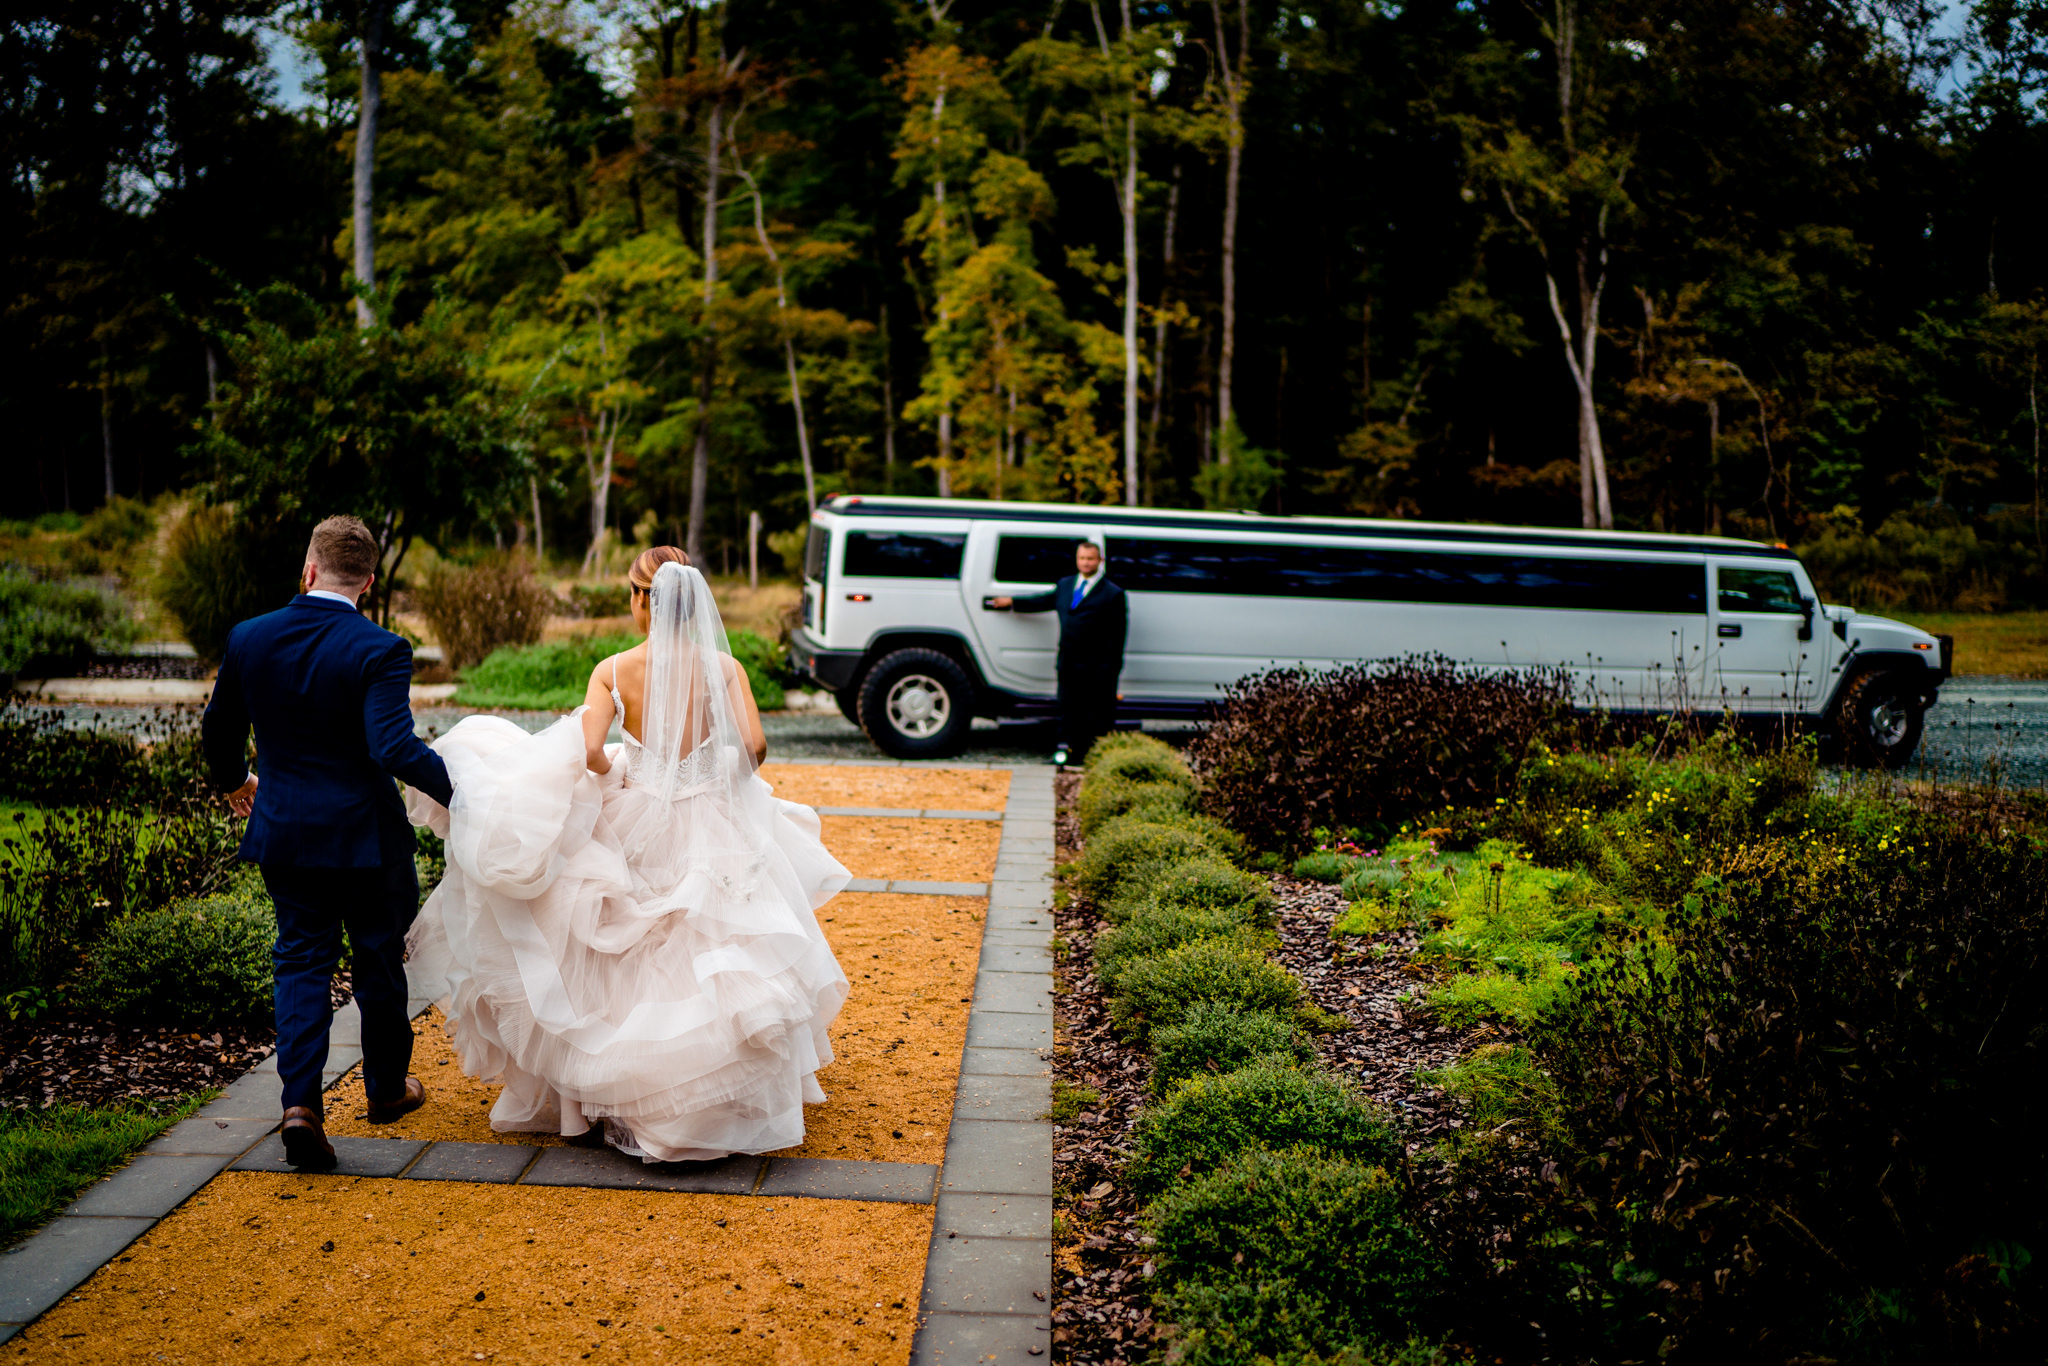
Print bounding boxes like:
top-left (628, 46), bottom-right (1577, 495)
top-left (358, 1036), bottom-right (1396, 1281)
top-left (962, 525), bottom-right (1098, 697)
top-left (1707, 560), bottom-right (1819, 714)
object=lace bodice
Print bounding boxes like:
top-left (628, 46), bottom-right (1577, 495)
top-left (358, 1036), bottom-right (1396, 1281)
top-left (611, 661), bottom-right (721, 796)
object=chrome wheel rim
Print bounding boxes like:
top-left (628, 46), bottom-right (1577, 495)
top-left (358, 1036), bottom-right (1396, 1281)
top-left (885, 674), bottom-right (950, 738)
top-left (1867, 696), bottom-right (1911, 747)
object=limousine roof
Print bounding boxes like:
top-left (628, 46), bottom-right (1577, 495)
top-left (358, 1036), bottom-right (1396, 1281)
top-left (817, 495), bottom-right (1800, 562)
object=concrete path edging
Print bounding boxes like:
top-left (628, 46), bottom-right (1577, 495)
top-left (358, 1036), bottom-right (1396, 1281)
top-left (910, 765), bottom-right (1057, 1364)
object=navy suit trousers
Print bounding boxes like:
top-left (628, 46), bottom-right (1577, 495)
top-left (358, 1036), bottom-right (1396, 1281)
top-left (262, 860), bottom-right (419, 1113)
top-left (1056, 665), bottom-right (1119, 761)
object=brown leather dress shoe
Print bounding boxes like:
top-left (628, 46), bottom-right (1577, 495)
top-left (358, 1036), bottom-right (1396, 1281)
top-left (366, 1076), bottom-right (427, 1124)
top-left (280, 1107), bottom-right (338, 1171)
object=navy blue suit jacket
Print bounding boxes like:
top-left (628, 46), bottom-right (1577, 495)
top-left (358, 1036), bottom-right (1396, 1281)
top-left (1013, 574), bottom-right (1128, 677)
top-left (203, 595), bottom-right (454, 868)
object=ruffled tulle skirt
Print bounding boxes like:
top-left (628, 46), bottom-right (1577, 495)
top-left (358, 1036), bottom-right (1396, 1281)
top-left (402, 712), bottom-right (850, 1161)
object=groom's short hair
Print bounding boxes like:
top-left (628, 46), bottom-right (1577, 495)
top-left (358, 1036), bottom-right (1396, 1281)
top-left (307, 515), bottom-right (380, 586)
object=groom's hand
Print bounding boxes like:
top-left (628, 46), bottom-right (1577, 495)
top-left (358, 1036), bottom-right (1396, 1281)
top-left (226, 772), bottom-right (258, 818)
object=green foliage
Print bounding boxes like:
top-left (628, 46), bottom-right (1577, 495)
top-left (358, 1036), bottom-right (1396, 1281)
top-left (1107, 936), bottom-right (1302, 1044)
top-left (411, 553), bottom-right (554, 670)
top-left (1195, 421), bottom-right (1287, 513)
top-left (1149, 1002), bottom-right (1316, 1097)
top-left (0, 702), bottom-right (210, 810)
top-left (154, 502), bottom-right (304, 664)
top-left (1416, 1043), bottom-right (1557, 1135)
top-left (1092, 903), bottom-right (1272, 993)
top-left (1076, 772), bottom-right (1195, 837)
top-left (1147, 1149), bottom-right (1440, 1360)
top-left (1127, 1057), bottom-right (1397, 1194)
top-left (74, 889), bottom-right (278, 1030)
top-left (0, 566), bottom-right (138, 676)
top-left (1084, 732), bottom-right (1193, 784)
top-left (453, 629), bottom-right (786, 712)
top-left (0, 1094), bottom-right (210, 1245)
top-left (1049, 1079), bottom-right (1102, 1123)
top-left (567, 583), bottom-right (630, 618)
top-left (1, 802), bottom-right (241, 992)
top-left (1104, 856), bottom-right (1275, 928)
top-left (1072, 817), bottom-right (1231, 905)
top-left (191, 284), bottom-right (528, 624)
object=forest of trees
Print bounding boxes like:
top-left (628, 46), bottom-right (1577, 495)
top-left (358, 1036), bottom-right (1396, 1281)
top-left (6, 1), bottom-right (2047, 602)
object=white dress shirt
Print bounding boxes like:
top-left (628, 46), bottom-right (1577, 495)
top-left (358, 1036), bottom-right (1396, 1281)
top-left (305, 589), bottom-right (360, 607)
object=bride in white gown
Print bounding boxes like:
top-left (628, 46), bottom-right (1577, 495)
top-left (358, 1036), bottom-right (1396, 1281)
top-left (401, 551), bottom-right (850, 1161)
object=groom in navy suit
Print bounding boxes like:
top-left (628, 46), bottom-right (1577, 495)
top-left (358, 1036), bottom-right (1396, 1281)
top-left (203, 515), bottom-right (453, 1169)
top-left (991, 538), bottom-right (1128, 766)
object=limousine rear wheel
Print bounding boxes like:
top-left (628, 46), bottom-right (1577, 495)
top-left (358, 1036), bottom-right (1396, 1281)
top-left (857, 648), bottom-right (977, 759)
top-left (1836, 669), bottom-right (1924, 770)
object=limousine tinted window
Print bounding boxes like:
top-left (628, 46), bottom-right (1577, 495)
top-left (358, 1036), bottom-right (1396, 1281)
top-left (842, 531), bottom-right (966, 579)
top-left (1103, 537), bottom-right (1705, 613)
top-left (804, 524), bottom-right (831, 585)
top-left (1717, 567), bottom-right (1803, 615)
top-left (995, 535), bottom-right (1085, 585)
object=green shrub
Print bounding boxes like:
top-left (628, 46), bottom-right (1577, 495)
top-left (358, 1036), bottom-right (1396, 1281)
top-left (1292, 850), bottom-right (1360, 882)
top-left (1107, 936), bottom-right (1302, 1042)
top-left (1127, 1056), bottom-right (1396, 1192)
top-left (1077, 772), bottom-right (1195, 837)
top-left (455, 628), bottom-right (786, 712)
top-left (1093, 904), bottom-right (1271, 992)
top-left (1083, 730), bottom-right (1182, 777)
top-left (1074, 818), bottom-right (1228, 905)
top-left (1150, 1002), bottom-right (1313, 1094)
top-left (155, 502), bottom-right (305, 664)
top-left (1148, 1149), bottom-right (1440, 1359)
top-left (567, 582), bottom-right (630, 618)
top-left (1105, 856), bottom-right (1276, 927)
top-left (0, 566), bottom-right (139, 677)
top-left (74, 890), bottom-right (278, 1029)
top-left (412, 553), bottom-right (554, 670)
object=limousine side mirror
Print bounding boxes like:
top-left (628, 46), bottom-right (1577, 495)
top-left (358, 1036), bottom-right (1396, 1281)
top-left (1798, 596), bottom-right (1816, 642)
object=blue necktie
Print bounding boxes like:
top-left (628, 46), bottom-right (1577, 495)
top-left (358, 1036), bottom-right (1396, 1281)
top-left (1071, 581), bottom-right (1085, 609)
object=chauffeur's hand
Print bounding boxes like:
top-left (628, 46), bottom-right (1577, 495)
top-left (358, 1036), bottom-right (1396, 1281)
top-left (988, 596), bottom-right (1013, 609)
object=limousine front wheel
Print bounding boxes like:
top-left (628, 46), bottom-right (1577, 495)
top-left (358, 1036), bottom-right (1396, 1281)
top-left (1836, 668), bottom-right (1925, 769)
top-left (858, 648), bottom-right (977, 759)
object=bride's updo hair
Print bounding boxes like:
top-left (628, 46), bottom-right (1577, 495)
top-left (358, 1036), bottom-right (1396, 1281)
top-left (629, 546), bottom-right (689, 599)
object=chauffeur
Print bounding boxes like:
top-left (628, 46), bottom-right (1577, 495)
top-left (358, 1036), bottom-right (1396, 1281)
top-left (990, 537), bottom-right (1128, 766)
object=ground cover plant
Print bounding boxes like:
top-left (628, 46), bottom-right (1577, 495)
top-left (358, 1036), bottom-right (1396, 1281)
top-left (1188, 665), bottom-right (2048, 1364)
top-left (452, 627), bottom-right (787, 711)
top-left (0, 565), bottom-right (139, 678)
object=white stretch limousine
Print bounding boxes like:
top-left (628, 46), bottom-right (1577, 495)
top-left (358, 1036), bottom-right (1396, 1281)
top-left (785, 496), bottom-right (1952, 765)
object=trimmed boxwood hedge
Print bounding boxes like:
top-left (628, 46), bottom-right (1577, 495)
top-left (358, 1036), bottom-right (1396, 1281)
top-left (1103, 855), bottom-right (1275, 927)
top-left (1149, 1001), bottom-right (1313, 1095)
top-left (1073, 817), bottom-right (1230, 904)
top-left (74, 889), bottom-right (278, 1030)
top-left (1092, 904), bottom-right (1273, 992)
top-left (1126, 1055), bottom-right (1397, 1193)
top-left (1107, 936), bottom-right (1303, 1043)
top-left (1076, 772), bottom-right (1196, 837)
top-left (1147, 1148), bottom-right (1443, 1364)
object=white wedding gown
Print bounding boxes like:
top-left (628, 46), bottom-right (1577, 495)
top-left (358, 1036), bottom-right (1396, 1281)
top-left (401, 640), bottom-right (850, 1162)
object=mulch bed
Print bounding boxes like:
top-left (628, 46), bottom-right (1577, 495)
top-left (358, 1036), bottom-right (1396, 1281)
top-left (0, 975), bottom-right (352, 1112)
top-left (1048, 778), bottom-right (1489, 1366)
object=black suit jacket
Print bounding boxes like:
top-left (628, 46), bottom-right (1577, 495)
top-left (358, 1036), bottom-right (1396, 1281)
top-left (203, 595), bottom-right (454, 868)
top-left (1013, 574), bottom-right (1128, 677)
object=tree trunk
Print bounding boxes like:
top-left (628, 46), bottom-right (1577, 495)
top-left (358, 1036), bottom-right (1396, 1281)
top-left (931, 65), bottom-right (954, 498)
top-left (1119, 106), bottom-right (1139, 506)
top-left (1211, 0), bottom-right (1248, 447)
top-left (881, 301), bottom-right (898, 489)
top-left (352, 1), bottom-right (387, 329)
top-left (738, 165), bottom-right (817, 512)
top-left (1145, 164), bottom-right (1181, 494)
top-left (99, 337), bottom-right (115, 502)
top-left (531, 475), bottom-right (545, 562)
top-left (687, 71), bottom-right (726, 564)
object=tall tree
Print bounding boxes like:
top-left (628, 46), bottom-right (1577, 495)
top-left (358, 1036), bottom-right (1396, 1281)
top-left (352, 0), bottom-right (389, 329)
top-left (1208, 0), bottom-right (1249, 447)
top-left (687, 42), bottom-right (745, 563)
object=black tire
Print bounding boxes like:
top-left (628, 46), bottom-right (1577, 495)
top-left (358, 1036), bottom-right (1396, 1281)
top-left (833, 684), bottom-right (862, 724)
top-left (857, 648), bottom-right (977, 759)
top-left (1835, 669), bottom-right (1925, 769)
